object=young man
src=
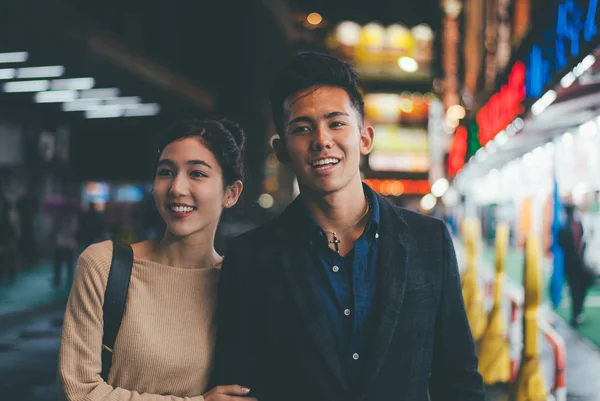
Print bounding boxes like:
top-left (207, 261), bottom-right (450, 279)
top-left (212, 53), bottom-right (485, 401)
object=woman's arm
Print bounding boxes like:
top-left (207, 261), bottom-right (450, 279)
top-left (56, 243), bottom-right (208, 401)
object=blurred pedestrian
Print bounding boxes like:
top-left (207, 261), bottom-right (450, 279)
top-left (559, 204), bottom-right (594, 327)
top-left (57, 118), bottom-right (253, 401)
top-left (581, 193), bottom-right (600, 280)
top-left (78, 201), bottom-right (107, 249)
top-left (0, 203), bottom-right (19, 284)
top-left (52, 205), bottom-right (79, 287)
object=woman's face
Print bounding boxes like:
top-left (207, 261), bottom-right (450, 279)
top-left (153, 137), bottom-right (232, 239)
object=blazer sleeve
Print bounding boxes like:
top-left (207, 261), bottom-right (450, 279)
top-left (429, 222), bottom-right (485, 401)
top-left (210, 239), bottom-right (255, 391)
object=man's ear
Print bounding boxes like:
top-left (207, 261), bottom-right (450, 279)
top-left (359, 125), bottom-right (375, 156)
top-left (273, 135), bottom-right (291, 164)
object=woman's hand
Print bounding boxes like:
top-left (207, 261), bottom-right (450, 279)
top-left (202, 385), bottom-right (257, 401)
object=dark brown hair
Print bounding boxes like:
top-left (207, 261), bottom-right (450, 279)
top-left (155, 117), bottom-right (245, 185)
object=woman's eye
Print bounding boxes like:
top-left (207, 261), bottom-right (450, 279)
top-left (190, 170), bottom-right (206, 178)
top-left (156, 169), bottom-right (174, 177)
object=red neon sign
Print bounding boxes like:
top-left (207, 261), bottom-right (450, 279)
top-left (448, 125), bottom-right (468, 177)
top-left (476, 61), bottom-right (526, 146)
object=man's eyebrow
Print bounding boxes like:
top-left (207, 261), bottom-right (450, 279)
top-left (324, 111), bottom-right (350, 119)
top-left (288, 116), bottom-right (313, 126)
top-left (287, 111), bottom-right (349, 126)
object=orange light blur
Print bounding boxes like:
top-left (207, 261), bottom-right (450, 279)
top-left (307, 12), bottom-right (323, 26)
top-left (363, 179), bottom-right (430, 195)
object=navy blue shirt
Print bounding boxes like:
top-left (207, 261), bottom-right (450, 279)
top-left (296, 184), bottom-right (380, 386)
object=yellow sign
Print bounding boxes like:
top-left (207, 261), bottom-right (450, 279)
top-left (328, 21), bottom-right (434, 80)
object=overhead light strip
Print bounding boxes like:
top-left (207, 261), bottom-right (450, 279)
top-left (50, 77), bottom-right (95, 91)
top-left (35, 90), bottom-right (78, 103)
top-left (17, 66), bottom-right (65, 79)
top-left (124, 103), bottom-right (160, 117)
top-left (79, 88), bottom-right (120, 100)
top-left (85, 103), bottom-right (161, 118)
top-left (62, 99), bottom-right (102, 111)
top-left (0, 52), bottom-right (29, 63)
top-left (3, 80), bottom-right (50, 92)
top-left (85, 108), bottom-right (124, 119)
top-left (0, 68), bottom-right (16, 80)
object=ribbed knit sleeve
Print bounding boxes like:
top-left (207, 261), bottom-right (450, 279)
top-left (57, 242), bottom-right (206, 401)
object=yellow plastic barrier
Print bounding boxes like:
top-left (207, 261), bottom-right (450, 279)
top-left (461, 219), bottom-right (487, 341)
top-left (478, 223), bottom-right (511, 384)
top-left (515, 236), bottom-right (546, 401)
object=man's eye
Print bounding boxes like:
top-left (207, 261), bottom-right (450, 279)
top-left (292, 126), bottom-right (310, 134)
top-left (331, 121), bottom-right (345, 128)
top-left (157, 169), bottom-right (174, 177)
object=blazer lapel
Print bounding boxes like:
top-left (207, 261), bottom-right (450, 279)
top-left (276, 202), bottom-right (350, 393)
top-left (360, 198), bottom-right (411, 397)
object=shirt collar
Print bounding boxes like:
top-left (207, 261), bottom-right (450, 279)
top-left (294, 182), bottom-right (381, 242)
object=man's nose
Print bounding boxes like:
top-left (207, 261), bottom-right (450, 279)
top-left (311, 126), bottom-right (334, 151)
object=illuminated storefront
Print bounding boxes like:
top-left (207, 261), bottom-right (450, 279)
top-left (450, 0), bottom-right (600, 243)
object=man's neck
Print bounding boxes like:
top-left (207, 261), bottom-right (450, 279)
top-left (300, 178), bottom-right (368, 234)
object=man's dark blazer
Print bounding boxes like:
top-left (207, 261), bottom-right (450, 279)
top-left (212, 193), bottom-right (485, 401)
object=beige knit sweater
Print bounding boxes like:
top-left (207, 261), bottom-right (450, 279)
top-left (58, 240), bottom-right (219, 401)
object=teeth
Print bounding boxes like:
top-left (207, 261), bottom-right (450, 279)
top-left (170, 206), bottom-right (194, 213)
top-left (312, 158), bottom-right (340, 167)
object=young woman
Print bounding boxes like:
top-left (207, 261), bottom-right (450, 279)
top-left (58, 118), bottom-right (256, 401)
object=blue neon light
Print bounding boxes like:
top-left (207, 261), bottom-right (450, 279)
top-left (584, 0), bottom-right (598, 41)
top-left (525, 0), bottom-right (598, 99)
top-left (557, 0), bottom-right (584, 57)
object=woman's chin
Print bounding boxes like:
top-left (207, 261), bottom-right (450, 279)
top-left (165, 225), bottom-right (196, 239)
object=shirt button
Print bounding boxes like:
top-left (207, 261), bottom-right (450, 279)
top-left (344, 309), bottom-right (351, 316)
top-left (352, 353), bottom-right (360, 360)
top-left (375, 232), bottom-right (379, 239)
top-left (332, 265), bottom-right (340, 273)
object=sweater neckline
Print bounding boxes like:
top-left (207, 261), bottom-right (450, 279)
top-left (132, 256), bottom-right (221, 272)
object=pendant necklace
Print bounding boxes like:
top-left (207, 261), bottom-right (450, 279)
top-left (323, 198), bottom-right (370, 253)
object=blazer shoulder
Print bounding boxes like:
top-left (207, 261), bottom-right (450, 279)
top-left (391, 202), bottom-right (445, 231)
top-left (229, 215), bottom-right (283, 249)
top-left (384, 203), bottom-right (449, 249)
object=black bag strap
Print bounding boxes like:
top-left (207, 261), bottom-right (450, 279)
top-left (100, 241), bottom-right (134, 382)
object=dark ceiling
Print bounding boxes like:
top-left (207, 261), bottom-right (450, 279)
top-left (0, 0), bottom-right (443, 186)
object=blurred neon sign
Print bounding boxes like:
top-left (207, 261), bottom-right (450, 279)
top-left (526, 0), bottom-right (598, 99)
top-left (448, 125), bottom-right (468, 177)
top-left (476, 62), bottom-right (526, 146)
top-left (448, 0), bottom-right (598, 176)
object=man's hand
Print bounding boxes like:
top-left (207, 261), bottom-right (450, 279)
top-left (202, 385), bottom-right (257, 401)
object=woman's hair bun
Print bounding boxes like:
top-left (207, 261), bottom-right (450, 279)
top-left (208, 117), bottom-right (245, 150)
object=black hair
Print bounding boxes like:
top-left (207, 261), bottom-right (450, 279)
top-left (155, 117), bottom-right (245, 186)
top-left (269, 52), bottom-right (365, 136)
